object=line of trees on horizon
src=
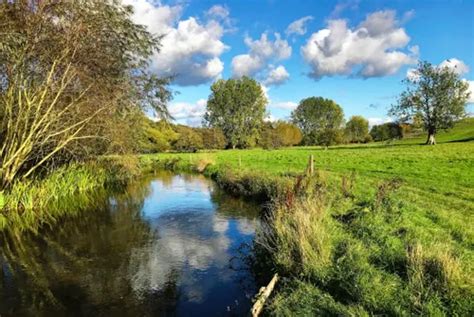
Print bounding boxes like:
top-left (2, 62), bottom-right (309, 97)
top-left (167, 58), bottom-right (470, 151)
top-left (134, 89), bottom-right (418, 153)
top-left (135, 62), bottom-right (471, 153)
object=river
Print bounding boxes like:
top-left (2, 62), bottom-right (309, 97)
top-left (0, 171), bottom-right (261, 316)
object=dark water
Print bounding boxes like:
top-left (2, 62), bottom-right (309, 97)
top-left (0, 172), bottom-right (261, 316)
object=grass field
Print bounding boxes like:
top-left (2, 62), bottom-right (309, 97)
top-left (144, 118), bottom-right (474, 315)
top-left (145, 119), bottom-right (474, 245)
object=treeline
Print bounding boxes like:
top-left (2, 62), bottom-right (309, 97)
top-left (134, 114), bottom-right (414, 154)
top-left (134, 117), bottom-right (303, 153)
top-left (137, 76), bottom-right (413, 153)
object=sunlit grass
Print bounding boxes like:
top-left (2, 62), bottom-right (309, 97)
top-left (144, 118), bottom-right (474, 315)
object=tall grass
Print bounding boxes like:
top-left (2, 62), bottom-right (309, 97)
top-left (255, 171), bottom-right (473, 315)
top-left (0, 156), bottom-right (142, 232)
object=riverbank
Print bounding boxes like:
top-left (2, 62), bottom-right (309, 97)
top-left (0, 156), bottom-right (145, 232)
top-left (142, 143), bottom-right (474, 316)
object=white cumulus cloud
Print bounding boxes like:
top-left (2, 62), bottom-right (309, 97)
top-left (438, 58), bottom-right (470, 75)
top-left (270, 101), bottom-right (298, 110)
top-left (286, 16), bottom-right (314, 36)
top-left (368, 117), bottom-right (393, 128)
top-left (301, 10), bottom-right (418, 79)
top-left (264, 65), bottom-right (290, 86)
top-left (123, 0), bottom-right (229, 86)
top-left (206, 4), bottom-right (229, 20)
top-left (169, 99), bottom-right (207, 123)
top-left (231, 33), bottom-right (291, 81)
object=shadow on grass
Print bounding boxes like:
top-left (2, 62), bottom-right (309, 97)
top-left (445, 136), bottom-right (474, 143)
top-left (289, 137), bottom-right (473, 151)
top-left (290, 143), bottom-right (424, 151)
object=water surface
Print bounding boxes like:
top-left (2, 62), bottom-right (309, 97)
top-left (0, 172), bottom-right (260, 316)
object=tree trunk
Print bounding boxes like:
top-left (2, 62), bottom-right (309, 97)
top-left (426, 130), bottom-right (436, 145)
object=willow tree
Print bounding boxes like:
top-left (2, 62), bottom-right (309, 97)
top-left (390, 61), bottom-right (470, 145)
top-left (0, 0), bottom-right (172, 188)
top-left (204, 77), bottom-right (267, 149)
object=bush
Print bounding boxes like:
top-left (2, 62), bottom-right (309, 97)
top-left (133, 117), bottom-right (178, 154)
top-left (316, 128), bottom-right (345, 146)
top-left (370, 122), bottom-right (404, 141)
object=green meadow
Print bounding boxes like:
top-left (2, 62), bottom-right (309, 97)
top-left (143, 118), bottom-right (474, 315)
top-left (145, 118), bottom-right (474, 237)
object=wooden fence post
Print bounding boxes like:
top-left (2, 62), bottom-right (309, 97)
top-left (308, 154), bottom-right (314, 175)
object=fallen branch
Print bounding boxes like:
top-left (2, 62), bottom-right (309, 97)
top-left (251, 273), bottom-right (279, 317)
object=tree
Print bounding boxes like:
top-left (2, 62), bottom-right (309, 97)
top-left (291, 97), bottom-right (344, 146)
top-left (259, 121), bottom-right (303, 149)
top-left (134, 117), bottom-right (178, 153)
top-left (204, 77), bottom-right (267, 149)
top-left (345, 116), bottom-right (369, 143)
top-left (370, 122), bottom-right (404, 142)
top-left (390, 61), bottom-right (470, 145)
top-left (199, 128), bottom-right (227, 150)
top-left (274, 121), bottom-right (303, 146)
top-left (0, 0), bottom-right (172, 187)
top-left (173, 126), bottom-right (203, 153)
top-left (259, 122), bottom-right (283, 149)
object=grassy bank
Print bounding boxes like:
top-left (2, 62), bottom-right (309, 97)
top-left (142, 120), bottom-right (474, 315)
top-left (0, 156), bottom-right (146, 233)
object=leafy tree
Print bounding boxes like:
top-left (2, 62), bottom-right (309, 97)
top-left (134, 117), bottom-right (178, 153)
top-left (345, 116), bottom-right (369, 143)
top-left (370, 123), bottom-right (404, 142)
top-left (199, 128), bottom-right (226, 150)
top-left (173, 126), bottom-right (203, 153)
top-left (204, 77), bottom-right (267, 149)
top-left (317, 128), bottom-right (345, 147)
top-left (274, 121), bottom-right (303, 146)
top-left (0, 0), bottom-right (171, 187)
top-left (291, 97), bottom-right (344, 146)
top-left (390, 61), bottom-right (470, 145)
top-left (259, 121), bottom-right (303, 149)
top-left (259, 122), bottom-right (283, 149)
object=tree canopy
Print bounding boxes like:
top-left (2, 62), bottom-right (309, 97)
top-left (370, 122), bottom-right (404, 142)
top-left (345, 116), bottom-right (369, 143)
top-left (204, 77), bottom-right (267, 149)
top-left (291, 97), bottom-right (344, 146)
top-left (0, 0), bottom-right (172, 187)
top-left (390, 61), bottom-right (470, 145)
top-left (259, 121), bottom-right (303, 149)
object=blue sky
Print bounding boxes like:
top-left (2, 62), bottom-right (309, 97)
top-left (124, 0), bottom-right (474, 126)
